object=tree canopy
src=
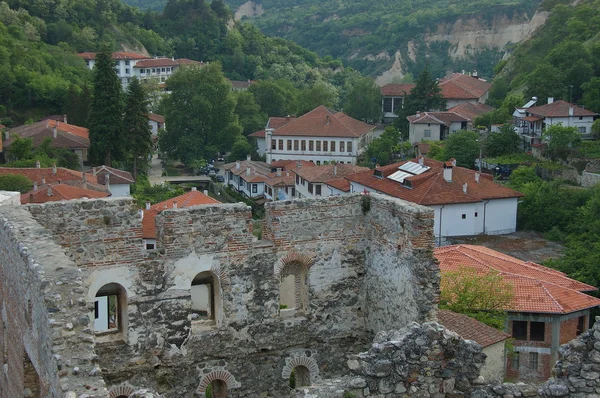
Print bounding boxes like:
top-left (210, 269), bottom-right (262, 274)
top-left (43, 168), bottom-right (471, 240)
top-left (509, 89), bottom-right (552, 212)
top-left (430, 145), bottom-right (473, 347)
top-left (123, 77), bottom-right (153, 179)
top-left (440, 130), bottom-right (479, 168)
top-left (342, 77), bottom-right (382, 124)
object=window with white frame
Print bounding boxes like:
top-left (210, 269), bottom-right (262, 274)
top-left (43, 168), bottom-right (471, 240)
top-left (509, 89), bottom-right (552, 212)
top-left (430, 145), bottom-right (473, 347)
top-left (424, 129), bottom-right (431, 138)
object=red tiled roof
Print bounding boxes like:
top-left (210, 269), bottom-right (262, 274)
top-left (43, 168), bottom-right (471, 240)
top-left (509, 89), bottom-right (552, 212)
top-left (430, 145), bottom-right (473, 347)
top-left (437, 309), bottom-right (509, 347)
top-left (447, 103), bottom-right (495, 121)
top-left (0, 167), bottom-right (99, 186)
top-left (223, 160), bottom-right (271, 183)
top-left (270, 160), bottom-right (315, 170)
top-left (526, 100), bottom-right (597, 118)
top-left (133, 58), bottom-right (178, 68)
top-left (77, 52), bottom-right (149, 60)
top-left (21, 183), bottom-right (109, 204)
top-left (268, 116), bottom-right (296, 129)
top-left (142, 190), bottom-right (220, 239)
top-left (407, 112), bottom-right (468, 126)
top-left (522, 116), bottom-right (543, 122)
top-left (272, 106), bottom-right (375, 138)
top-left (4, 120), bottom-right (89, 149)
top-left (149, 113), bottom-right (165, 123)
top-left (248, 129), bottom-right (265, 138)
top-left (265, 170), bottom-right (296, 187)
top-left (294, 163), bottom-right (369, 183)
top-left (439, 73), bottom-right (492, 100)
top-left (435, 245), bottom-right (600, 314)
top-left (84, 166), bottom-right (134, 185)
top-left (346, 158), bottom-right (522, 206)
top-left (325, 177), bottom-right (352, 192)
top-left (380, 83), bottom-right (416, 96)
top-left (175, 58), bottom-right (205, 66)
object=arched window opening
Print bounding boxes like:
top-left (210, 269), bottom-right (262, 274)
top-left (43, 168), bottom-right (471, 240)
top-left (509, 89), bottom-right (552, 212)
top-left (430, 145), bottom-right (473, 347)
top-left (279, 262), bottom-right (308, 317)
top-left (191, 271), bottom-right (221, 328)
top-left (93, 283), bottom-right (127, 339)
top-left (289, 365), bottom-right (310, 388)
top-left (206, 379), bottom-right (227, 398)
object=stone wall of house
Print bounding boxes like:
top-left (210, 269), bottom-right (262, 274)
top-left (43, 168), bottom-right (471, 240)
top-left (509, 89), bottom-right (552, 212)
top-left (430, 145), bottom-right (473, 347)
top-left (14, 194), bottom-right (439, 397)
top-left (0, 205), bottom-right (108, 398)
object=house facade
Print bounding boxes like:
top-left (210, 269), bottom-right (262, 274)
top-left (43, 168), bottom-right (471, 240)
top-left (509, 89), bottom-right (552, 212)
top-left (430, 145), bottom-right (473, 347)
top-left (407, 112), bottom-right (469, 143)
top-left (148, 113), bottom-right (165, 136)
top-left (293, 164), bottom-right (368, 199)
top-left (345, 158), bottom-right (522, 243)
top-left (84, 166), bottom-right (135, 197)
top-left (380, 83), bottom-right (415, 122)
top-left (265, 106), bottom-right (381, 165)
top-left (78, 52), bottom-right (149, 89)
top-left (436, 245), bottom-right (600, 382)
top-left (223, 156), bottom-right (271, 198)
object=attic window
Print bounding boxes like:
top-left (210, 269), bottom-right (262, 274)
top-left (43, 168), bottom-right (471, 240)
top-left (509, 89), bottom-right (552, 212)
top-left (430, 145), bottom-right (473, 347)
top-left (374, 169), bottom-right (383, 179)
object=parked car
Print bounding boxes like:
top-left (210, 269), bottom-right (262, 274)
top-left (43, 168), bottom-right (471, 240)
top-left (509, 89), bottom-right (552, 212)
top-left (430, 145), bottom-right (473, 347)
top-left (216, 175), bottom-right (225, 182)
top-left (208, 170), bottom-right (216, 177)
top-left (217, 155), bottom-right (225, 162)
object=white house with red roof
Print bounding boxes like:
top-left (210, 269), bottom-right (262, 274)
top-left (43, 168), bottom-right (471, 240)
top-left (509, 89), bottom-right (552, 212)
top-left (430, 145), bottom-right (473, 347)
top-left (148, 113), bottom-right (165, 136)
top-left (294, 163), bottom-right (368, 199)
top-left (248, 116), bottom-right (296, 157)
top-left (436, 245), bottom-right (600, 382)
top-left (263, 106), bottom-right (380, 165)
top-left (78, 52), bottom-right (150, 89)
top-left (84, 166), bottom-right (135, 197)
top-left (223, 156), bottom-right (272, 198)
top-left (344, 158), bottom-right (522, 243)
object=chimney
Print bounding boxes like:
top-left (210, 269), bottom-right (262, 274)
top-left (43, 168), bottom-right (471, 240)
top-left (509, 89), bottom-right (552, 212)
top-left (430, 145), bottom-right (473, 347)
top-left (416, 111), bottom-right (421, 118)
top-left (63, 114), bottom-right (67, 124)
top-left (296, 161), bottom-right (302, 169)
top-left (236, 160), bottom-right (240, 170)
top-left (41, 177), bottom-right (46, 185)
top-left (172, 201), bottom-right (177, 209)
top-left (146, 201), bottom-right (151, 210)
top-left (246, 167), bottom-right (251, 176)
top-left (191, 187), bottom-right (197, 191)
top-left (82, 173), bottom-right (87, 183)
top-left (472, 70), bottom-right (478, 78)
top-left (3, 130), bottom-right (8, 140)
top-left (92, 167), bottom-right (97, 175)
top-left (569, 106), bottom-right (574, 116)
top-left (36, 160), bottom-right (41, 168)
top-left (203, 190), bottom-right (208, 196)
top-left (286, 171), bottom-right (290, 177)
top-left (33, 181), bottom-right (38, 191)
top-left (246, 154), bottom-right (251, 161)
top-left (463, 183), bottom-right (468, 194)
top-left (451, 158), bottom-right (457, 167)
top-left (105, 173), bottom-right (110, 191)
top-left (52, 163), bottom-right (57, 175)
top-left (418, 156), bottom-right (424, 167)
top-left (548, 97), bottom-right (554, 104)
top-left (333, 163), bottom-right (338, 176)
top-left (443, 162), bottom-right (453, 182)
top-left (276, 168), bottom-right (282, 177)
top-left (47, 185), bottom-right (53, 196)
top-left (53, 124), bottom-right (58, 139)
top-left (475, 172), bottom-right (480, 183)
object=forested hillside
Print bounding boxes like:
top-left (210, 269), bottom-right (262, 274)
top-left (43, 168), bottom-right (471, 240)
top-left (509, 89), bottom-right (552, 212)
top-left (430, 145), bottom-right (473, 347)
top-left (0, 0), bottom-right (341, 124)
top-left (124, 0), bottom-right (544, 79)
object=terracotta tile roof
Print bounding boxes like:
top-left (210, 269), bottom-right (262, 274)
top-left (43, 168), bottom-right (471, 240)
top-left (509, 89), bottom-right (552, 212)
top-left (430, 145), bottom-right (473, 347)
top-left (325, 177), bottom-right (351, 192)
top-left (407, 112), bottom-right (468, 126)
top-left (272, 106), bottom-right (375, 138)
top-left (522, 116), bottom-right (543, 122)
top-left (265, 170), bottom-right (296, 187)
top-left (223, 159), bottom-right (271, 183)
top-left (526, 100), bottom-right (597, 118)
top-left (0, 167), bottom-right (99, 186)
top-left (435, 245), bottom-right (600, 314)
top-left (270, 159), bottom-right (315, 171)
top-left (439, 73), bottom-right (492, 100)
top-left (380, 83), bottom-right (416, 96)
top-left (346, 158), bottom-right (522, 206)
top-left (84, 166), bottom-right (135, 185)
top-left (174, 58), bottom-right (205, 66)
top-left (4, 120), bottom-right (89, 149)
top-left (248, 129), bottom-right (265, 138)
top-left (133, 58), bottom-right (178, 68)
top-left (268, 116), bottom-right (296, 129)
top-left (77, 52), bottom-right (149, 60)
top-left (148, 113), bottom-right (165, 123)
top-left (21, 183), bottom-right (109, 204)
top-left (448, 103), bottom-right (495, 121)
top-left (142, 189), bottom-right (220, 238)
top-left (294, 163), bottom-right (369, 183)
top-left (437, 309), bottom-right (509, 348)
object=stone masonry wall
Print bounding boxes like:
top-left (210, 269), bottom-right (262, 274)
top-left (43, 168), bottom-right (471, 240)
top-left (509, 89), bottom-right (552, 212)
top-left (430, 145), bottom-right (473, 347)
top-left (15, 194), bottom-right (439, 397)
top-left (0, 205), bottom-right (108, 398)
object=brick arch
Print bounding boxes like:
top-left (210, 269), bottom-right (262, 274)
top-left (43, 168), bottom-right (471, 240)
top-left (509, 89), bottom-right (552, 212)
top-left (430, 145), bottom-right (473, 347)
top-left (281, 355), bottom-right (319, 380)
top-left (210, 264), bottom-right (231, 290)
top-left (196, 370), bottom-right (237, 396)
top-left (273, 252), bottom-right (315, 280)
top-left (108, 384), bottom-right (135, 398)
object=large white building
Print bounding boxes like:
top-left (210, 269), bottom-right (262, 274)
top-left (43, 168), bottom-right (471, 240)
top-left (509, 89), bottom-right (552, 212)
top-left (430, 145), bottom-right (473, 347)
top-left (260, 106), bottom-right (382, 165)
top-left (344, 158), bottom-right (523, 244)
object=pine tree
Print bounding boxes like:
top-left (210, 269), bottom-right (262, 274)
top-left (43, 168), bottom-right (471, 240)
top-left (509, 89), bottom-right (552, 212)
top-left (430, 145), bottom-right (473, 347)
top-left (88, 49), bottom-right (124, 166)
top-left (123, 77), bottom-right (152, 180)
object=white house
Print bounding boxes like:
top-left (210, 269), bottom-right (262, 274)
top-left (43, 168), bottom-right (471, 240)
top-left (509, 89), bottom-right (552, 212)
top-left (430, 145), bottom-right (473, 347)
top-left (148, 113), bottom-right (165, 136)
top-left (407, 112), bottom-right (469, 144)
top-left (78, 52), bottom-right (149, 89)
top-left (265, 106), bottom-right (382, 165)
top-left (514, 98), bottom-right (597, 146)
top-left (344, 158), bottom-right (523, 244)
top-left (84, 166), bottom-right (135, 197)
top-left (293, 163), bottom-right (368, 199)
top-left (223, 156), bottom-right (271, 198)
top-left (248, 116), bottom-right (296, 157)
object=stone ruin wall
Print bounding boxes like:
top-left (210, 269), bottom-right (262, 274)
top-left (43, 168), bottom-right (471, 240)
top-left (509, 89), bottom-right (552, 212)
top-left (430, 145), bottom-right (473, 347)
top-left (0, 194), bottom-right (439, 397)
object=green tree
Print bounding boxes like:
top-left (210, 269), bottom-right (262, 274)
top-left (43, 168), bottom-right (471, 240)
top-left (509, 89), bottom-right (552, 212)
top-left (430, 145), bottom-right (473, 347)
top-left (235, 91), bottom-right (267, 136)
top-left (161, 62), bottom-right (242, 165)
top-left (342, 77), bottom-right (382, 123)
top-left (525, 63), bottom-right (565, 101)
top-left (440, 266), bottom-right (514, 330)
top-left (248, 80), bottom-right (297, 117)
top-left (0, 174), bottom-right (33, 193)
top-left (591, 119), bottom-right (600, 140)
top-left (363, 126), bottom-right (400, 166)
top-left (441, 130), bottom-right (479, 168)
top-left (483, 124), bottom-right (520, 157)
top-left (543, 124), bottom-right (581, 160)
top-left (63, 84), bottom-right (91, 127)
top-left (88, 48), bottom-right (124, 166)
top-left (227, 136), bottom-right (253, 162)
top-left (123, 77), bottom-right (153, 180)
top-left (507, 166), bottom-right (541, 191)
top-left (582, 77), bottom-right (600, 113)
top-left (7, 135), bottom-right (34, 161)
top-left (296, 82), bottom-right (339, 116)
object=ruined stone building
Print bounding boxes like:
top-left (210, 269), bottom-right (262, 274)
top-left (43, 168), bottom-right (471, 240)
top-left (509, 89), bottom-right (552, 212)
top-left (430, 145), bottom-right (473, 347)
top-left (0, 194), bottom-right (439, 397)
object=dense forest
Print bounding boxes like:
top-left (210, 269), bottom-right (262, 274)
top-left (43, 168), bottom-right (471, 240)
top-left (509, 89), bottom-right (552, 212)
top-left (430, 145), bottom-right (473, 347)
top-left (0, 0), bottom-right (342, 124)
top-left (124, 0), bottom-right (543, 78)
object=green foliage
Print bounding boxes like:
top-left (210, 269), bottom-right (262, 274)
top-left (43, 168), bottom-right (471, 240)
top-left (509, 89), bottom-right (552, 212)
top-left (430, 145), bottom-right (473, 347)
top-left (6, 135), bottom-right (79, 169)
top-left (475, 94), bottom-right (523, 128)
top-left (235, 91), bottom-right (267, 136)
top-left (248, 80), bottom-right (298, 117)
top-left (440, 266), bottom-right (513, 330)
top-left (363, 126), bottom-right (401, 166)
top-left (439, 130), bottom-right (479, 168)
top-left (205, 383), bottom-right (213, 398)
top-left (123, 77), bottom-right (153, 179)
top-left (227, 136), bottom-right (253, 162)
top-left (506, 166), bottom-right (541, 190)
top-left (342, 77), bottom-right (382, 123)
top-left (131, 176), bottom-right (184, 206)
top-left (88, 48), bottom-right (124, 166)
top-left (582, 78), bottom-right (600, 113)
top-left (161, 62), bottom-right (242, 165)
top-left (483, 124), bottom-right (520, 157)
top-left (0, 174), bottom-right (33, 193)
top-left (543, 124), bottom-right (581, 160)
top-left (296, 82), bottom-right (339, 116)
